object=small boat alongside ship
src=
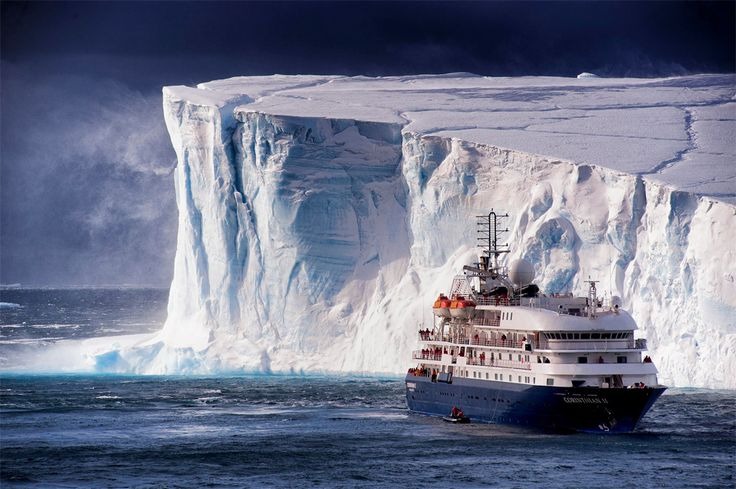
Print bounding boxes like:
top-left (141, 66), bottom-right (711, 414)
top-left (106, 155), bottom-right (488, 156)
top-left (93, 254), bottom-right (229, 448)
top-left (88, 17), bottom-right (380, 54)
top-left (406, 210), bottom-right (666, 433)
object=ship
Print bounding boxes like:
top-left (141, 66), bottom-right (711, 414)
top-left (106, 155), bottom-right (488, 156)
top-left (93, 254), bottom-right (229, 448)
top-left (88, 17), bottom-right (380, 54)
top-left (405, 210), bottom-right (666, 433)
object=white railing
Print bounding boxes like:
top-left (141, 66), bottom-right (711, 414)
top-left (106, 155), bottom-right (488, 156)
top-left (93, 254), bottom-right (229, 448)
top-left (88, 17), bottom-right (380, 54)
top-left (418, 332), bottom-right (529, 349)
top-left (412, 350), bottom-right (443, 361)
top-left (413, 351), bottom-right (532, 371)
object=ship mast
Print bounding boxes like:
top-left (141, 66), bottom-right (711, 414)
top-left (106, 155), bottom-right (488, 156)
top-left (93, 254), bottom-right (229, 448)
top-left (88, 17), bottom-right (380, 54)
top-left (477, 209), bottom-right (509, 275)
top-left (463, 209), bottom-right (514, 296)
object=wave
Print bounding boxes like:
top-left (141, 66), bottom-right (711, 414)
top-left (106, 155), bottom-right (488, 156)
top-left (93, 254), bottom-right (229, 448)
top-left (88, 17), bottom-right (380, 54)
top-left (0, 302), bottom-right (22, 309)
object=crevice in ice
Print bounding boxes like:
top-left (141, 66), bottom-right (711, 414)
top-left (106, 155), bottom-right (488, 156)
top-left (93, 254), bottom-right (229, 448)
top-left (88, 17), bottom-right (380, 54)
top-left (642, 108), bottom-right (696, 175)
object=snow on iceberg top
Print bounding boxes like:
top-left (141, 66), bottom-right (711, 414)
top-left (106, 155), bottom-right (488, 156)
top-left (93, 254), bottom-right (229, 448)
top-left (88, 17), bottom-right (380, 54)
top-left (165, 73), bottom-right (736, 202)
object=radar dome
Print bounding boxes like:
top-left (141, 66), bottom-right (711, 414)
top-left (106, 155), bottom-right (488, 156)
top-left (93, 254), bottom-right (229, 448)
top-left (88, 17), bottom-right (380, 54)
top-left (508, 259), bottom-right (535, 286)
top-left (611, 296), bottom-right (622, 308)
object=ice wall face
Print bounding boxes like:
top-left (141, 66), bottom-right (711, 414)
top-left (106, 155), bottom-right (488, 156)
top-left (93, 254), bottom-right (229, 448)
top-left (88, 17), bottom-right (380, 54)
top-left (151, 75), bottom-right (735, 387)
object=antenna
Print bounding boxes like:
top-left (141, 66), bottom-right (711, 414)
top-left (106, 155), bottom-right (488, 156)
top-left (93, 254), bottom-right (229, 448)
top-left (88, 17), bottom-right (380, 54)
top-left (477, 209), bottom-right (510, 270)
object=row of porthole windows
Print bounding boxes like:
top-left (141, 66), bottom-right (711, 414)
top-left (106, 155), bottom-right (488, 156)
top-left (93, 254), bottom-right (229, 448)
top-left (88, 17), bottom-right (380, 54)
top-left (464, 369), bottom-right (543, 385)
top-left (460, 370), bottom-right (555, 385)
top-left (461, 369), bottom-right (556, 386)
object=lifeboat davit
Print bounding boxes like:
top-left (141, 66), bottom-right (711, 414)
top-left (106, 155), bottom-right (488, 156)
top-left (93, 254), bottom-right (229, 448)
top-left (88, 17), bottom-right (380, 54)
top-left (449, 296), bottom-right (476, 319)
top-left (432, 294), bottom-right (451, 318)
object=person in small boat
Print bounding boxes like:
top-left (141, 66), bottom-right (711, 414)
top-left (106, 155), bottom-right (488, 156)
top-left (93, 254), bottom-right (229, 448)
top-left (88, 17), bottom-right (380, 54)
top-left (450, 406), bottom-right (464, 418)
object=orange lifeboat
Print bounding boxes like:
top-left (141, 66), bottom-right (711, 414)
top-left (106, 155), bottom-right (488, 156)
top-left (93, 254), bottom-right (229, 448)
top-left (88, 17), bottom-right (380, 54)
top-left (432, 294), bottom-right (451, 318)
top-left (449, 296), bottom-right (477, 319)
top-left (450, 296), bottom-right (476, 319)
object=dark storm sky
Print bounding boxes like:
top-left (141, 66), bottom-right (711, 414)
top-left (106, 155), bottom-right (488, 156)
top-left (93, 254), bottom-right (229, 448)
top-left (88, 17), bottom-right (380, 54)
top-left (1, 1), bottom-right (734, 287)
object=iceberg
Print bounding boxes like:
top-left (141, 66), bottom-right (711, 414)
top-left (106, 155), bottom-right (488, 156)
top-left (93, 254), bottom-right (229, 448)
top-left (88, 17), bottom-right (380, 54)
top-left (117, 74), bottom-right (736, 387)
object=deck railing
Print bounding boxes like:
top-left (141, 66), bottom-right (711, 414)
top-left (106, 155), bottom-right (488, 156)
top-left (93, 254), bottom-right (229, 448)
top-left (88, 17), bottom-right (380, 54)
top-left (411, 350), bottom-right (443, 361)
top-left (474, 297), bottom-right (521, 306)
top-left (413, 351), bottom-right (532, 370)
top-left (418, 332), bottom-right (528, 349)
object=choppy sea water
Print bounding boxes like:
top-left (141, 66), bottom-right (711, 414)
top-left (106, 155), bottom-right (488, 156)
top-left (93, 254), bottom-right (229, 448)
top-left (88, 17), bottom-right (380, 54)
top-left (1, 289), bottom-right (734, 488)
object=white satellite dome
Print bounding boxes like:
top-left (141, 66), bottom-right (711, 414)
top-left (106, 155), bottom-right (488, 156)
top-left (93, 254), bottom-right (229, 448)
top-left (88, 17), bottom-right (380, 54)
top-left (611, 296), bottom-right (623, 309)
top-left (508, 258), bottom-right (535, 286)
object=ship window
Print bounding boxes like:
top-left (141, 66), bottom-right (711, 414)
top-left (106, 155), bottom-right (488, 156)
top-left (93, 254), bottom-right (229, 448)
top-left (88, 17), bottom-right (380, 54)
top-left (518, 376), bottom-right (521, 382)
top-left (577, 356), bottom-right (588, 364)
top-left (573, 333), bottom-right (580, 340)
top-left (509, 354), bottom-right (512, 360)
top-left (510, 313), bottom-right (513, 320)
top-left (508, 375), bottom-right (512, 381)
top-left (581, 333), bottom-right (590, 340)
top-left (518, 354), bottom-right (522, 361)
top-left (494, 373), bottom-right (498, 380)
top-left (591, 333), bottom-right (600, 339)
top-left (547, 378), bottom-right (554, 386)
top-left (533, 377), bottom-right (536, 384)
top-left (486, 373), bottom-right (489, 379)
top-left (617, 356), bottom-right (627, 364)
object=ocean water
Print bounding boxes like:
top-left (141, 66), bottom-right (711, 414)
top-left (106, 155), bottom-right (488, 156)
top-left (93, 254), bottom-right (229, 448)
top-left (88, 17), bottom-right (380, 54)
top-left (1, 289), bottom-right (734, 488)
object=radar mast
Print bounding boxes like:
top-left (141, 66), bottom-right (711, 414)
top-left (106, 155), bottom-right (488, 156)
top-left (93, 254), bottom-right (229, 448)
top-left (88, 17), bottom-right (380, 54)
top-left (477, 209), bottom-right (509, 273)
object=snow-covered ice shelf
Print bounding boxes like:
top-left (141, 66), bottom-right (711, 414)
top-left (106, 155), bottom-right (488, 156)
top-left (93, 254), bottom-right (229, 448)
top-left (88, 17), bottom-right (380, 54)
top-left (187, 73), bottom-right (736, 201)
top-left (109, 74), bottom-right (736, 388)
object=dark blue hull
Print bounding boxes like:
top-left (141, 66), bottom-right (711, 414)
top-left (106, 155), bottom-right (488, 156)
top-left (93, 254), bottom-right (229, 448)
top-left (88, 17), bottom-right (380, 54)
top-left (405, 375), bottom-right (665, 433)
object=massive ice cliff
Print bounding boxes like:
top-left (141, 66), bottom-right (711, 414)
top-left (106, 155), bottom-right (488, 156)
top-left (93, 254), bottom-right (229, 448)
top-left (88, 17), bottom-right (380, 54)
top-left (118, 74), bottom-right (735, 388)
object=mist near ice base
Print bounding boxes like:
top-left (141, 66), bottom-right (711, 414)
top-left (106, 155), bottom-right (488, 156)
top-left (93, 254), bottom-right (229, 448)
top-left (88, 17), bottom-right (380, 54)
top-left (72, 73), bottom-right (733, 388)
